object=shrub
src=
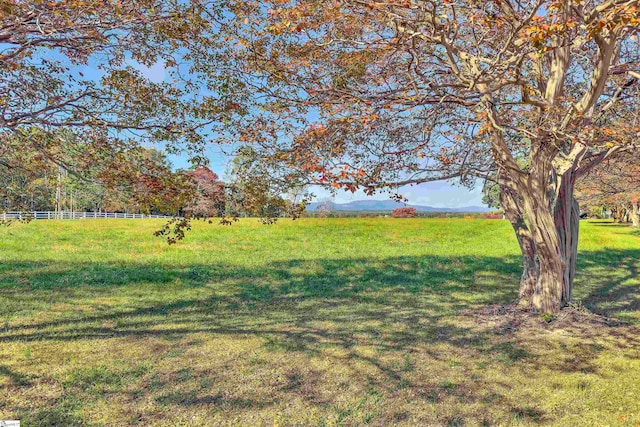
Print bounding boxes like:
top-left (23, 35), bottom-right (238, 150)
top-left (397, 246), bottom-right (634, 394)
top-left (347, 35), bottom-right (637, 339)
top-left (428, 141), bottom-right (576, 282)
top-left (391, 207), bottom-right (417, 218)
top-left (482, 212), bottom-right (504, 220)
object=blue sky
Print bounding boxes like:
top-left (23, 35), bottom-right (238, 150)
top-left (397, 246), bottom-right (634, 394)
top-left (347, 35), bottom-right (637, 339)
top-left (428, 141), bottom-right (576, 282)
top-left (133, 62), bottom-right (487, 208)
top-left (2, 35), bottom-right (486, 209)
top-left (166, 147), bottom-right (485, 207)
top-left (166, 144), bottom-right (486, 208)
top-left (311, 181), bottom-right (485, 207)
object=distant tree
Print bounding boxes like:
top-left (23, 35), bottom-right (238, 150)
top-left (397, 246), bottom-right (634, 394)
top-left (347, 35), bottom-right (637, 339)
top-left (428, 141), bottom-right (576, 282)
top-left (185, 166), bottom-right (226, 218)
top-left (481, 177), bottom-right (502, 211)
top-left (576, 152), bottom-right (640, 227)
top-left (392, 207), bottom-right (417, 218)
top-left (224, 147), bottom-right (308, 223)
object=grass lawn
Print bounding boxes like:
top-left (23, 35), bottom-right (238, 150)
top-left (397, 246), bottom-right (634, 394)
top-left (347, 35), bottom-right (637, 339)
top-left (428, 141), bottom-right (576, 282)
top-left (0, 218), bottom-right (639, 426)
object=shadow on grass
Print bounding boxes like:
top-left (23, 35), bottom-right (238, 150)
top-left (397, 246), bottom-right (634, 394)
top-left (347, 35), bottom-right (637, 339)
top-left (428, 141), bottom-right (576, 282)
top-left (22, 406), bottom-right (83, 427)
top-left (0, 253), bottom-right (523, 337)
top-left (0, 364), bottom-right (32, 386)
top-left (576, 249), bottom-right (640, 320)
top-left (1, 249), bottom-right (639, 425)
top-left (1, 248), bottom-right (637, 321)
top-left (1, 250), bottom-right (639, 359)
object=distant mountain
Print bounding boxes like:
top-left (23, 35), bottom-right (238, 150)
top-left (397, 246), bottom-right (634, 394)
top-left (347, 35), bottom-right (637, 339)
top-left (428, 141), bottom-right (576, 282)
top-left (306, 200), bottom-right (491, 213)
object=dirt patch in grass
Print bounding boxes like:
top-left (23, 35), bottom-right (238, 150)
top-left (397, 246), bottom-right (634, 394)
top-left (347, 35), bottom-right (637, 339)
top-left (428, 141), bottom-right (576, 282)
top-left (463, 303), bottom-right (640, 342)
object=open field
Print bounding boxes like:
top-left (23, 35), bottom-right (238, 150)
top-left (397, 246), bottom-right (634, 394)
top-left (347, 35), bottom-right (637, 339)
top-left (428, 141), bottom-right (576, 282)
top-left (0, 218), bottom-right (639, 426)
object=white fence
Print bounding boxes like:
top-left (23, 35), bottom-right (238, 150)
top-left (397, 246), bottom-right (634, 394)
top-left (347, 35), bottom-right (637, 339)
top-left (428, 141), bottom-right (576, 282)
top-left (1, 211), bottom-right (176, 220)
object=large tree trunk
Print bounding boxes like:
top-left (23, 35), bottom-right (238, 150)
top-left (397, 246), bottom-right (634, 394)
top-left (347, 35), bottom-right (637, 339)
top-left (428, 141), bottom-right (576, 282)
top-left (553, 173), bottom-right (580, 305)
top-left (497, 161), bottom-right (586, 313)
top-left (499, 167), bottom-right (575, 313)
top-left (515, 156), bottom-right (586, 315)
top-left (632, 202), bottom-right (640, 228)
top-left (527, 212), bottom-right (566, 313)
top-left (515, 169), bottom-right (580, 313)
top-left (520, 184), bottom-right (566, 314)
top-left (499, 174), bottom-right (538, 306)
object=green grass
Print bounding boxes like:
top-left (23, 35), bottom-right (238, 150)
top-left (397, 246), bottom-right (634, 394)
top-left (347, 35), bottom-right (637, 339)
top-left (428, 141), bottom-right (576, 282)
top-left (0, 218), bottom-right (639, 426)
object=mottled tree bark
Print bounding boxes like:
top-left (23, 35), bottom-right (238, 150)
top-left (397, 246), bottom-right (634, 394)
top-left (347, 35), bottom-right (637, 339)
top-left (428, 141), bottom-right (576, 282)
top-left (514, 162), bottom-right (578, 314)
top-left (632, 203), bottom-right (640, 228)
top-left (553, 173), bottom-right (580, 306)
top-left (522, 191), bottom-right (566, 314)
top-left (611, 206), bottom-right (618, 222)
top-left (499, 173), bottom-right (537, 306)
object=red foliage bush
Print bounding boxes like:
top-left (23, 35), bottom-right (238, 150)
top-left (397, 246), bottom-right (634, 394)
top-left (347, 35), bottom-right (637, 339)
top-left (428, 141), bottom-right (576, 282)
top-left (482, 212), bottom-right (504, 219)
top-left (391, 207), bottom-right (417, 218)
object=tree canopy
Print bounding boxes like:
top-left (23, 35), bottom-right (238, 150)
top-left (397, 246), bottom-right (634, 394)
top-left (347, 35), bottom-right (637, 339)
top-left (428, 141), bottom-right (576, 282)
top-left (0, 0), bottom-right (233, 218)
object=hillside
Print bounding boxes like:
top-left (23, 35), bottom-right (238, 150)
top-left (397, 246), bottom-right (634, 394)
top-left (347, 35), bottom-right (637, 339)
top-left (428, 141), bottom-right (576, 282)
top-left (306, 200), bottom-right (490, 212)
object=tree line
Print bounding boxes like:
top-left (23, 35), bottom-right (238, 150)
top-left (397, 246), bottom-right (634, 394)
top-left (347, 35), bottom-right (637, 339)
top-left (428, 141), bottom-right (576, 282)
top-left (1, 133), bottom-right (298, 219)
top-left (576, 151), bottom-right (640, 226)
